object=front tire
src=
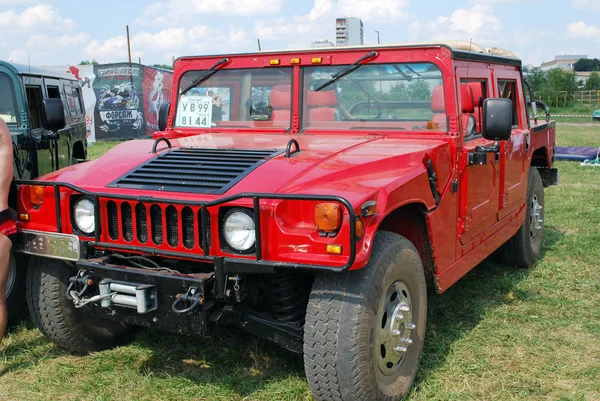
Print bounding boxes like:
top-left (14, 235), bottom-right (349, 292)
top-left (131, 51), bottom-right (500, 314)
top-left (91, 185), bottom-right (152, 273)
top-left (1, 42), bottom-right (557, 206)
top-left (495, 168), bottom-right (545, 268)
top-left (26, 257), bottom-right (133, 353)
top-left (304, 231), bottom-right (427, 401)
top-left (6, 253), bottom-right (28, 326)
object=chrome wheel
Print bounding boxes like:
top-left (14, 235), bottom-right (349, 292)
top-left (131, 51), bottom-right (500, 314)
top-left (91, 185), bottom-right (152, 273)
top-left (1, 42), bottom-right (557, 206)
top-left (529, 193), bottom-right (543, 241)
top-left (376, 280), bottom-right (416, 376)
top-left (5, 253), bottom-right (16, 297)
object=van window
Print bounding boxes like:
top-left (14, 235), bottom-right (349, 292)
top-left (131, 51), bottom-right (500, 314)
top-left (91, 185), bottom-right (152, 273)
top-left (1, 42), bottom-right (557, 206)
top-left (47, 85), bottom-right (61, 99)
top-left (26, 85), bottom-right (44, 129)
top-left (66, 86), bottom-right (84, 116)
top-left (0, 74), bottom-right (18, 124)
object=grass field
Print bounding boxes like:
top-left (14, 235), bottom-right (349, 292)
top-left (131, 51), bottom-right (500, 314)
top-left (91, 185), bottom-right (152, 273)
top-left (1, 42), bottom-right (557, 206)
top-left (1, 125), bottom-right (600, 401)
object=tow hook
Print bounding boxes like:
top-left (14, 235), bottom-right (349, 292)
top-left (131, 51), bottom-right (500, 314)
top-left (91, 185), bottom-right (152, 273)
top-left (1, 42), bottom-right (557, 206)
top-left (171, 287), bottom-right (204, 314)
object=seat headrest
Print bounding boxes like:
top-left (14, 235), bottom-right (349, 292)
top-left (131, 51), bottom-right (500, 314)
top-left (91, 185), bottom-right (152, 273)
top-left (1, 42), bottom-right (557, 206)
top-left (467, 82), bottom-right (484, 106)
top-left (307, 90), bottom-right (338, 107)
top-left (461, 84), bottom-right (475, 113)
top-left (270, 85), bottom-right (291, 109)
top-left (430, 85), bottom-right (445, 113)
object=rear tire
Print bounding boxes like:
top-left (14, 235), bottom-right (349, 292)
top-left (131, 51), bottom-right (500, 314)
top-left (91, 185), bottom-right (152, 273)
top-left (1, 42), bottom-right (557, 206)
top-left (6, 253), bottom-right (27, 326)
top-left (26, 257), bottom-right (133, 353)
top-left (304, 231), bottom-right (427, 401)
top-left (494, 168), bottom-right (544, 268)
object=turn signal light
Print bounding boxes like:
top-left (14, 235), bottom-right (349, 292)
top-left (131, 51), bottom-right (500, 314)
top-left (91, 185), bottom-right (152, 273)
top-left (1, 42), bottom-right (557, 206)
top-left (269, 59), bottom-right (281, 65)
top-left (355, 218), bottom-right (364, 239)
top-left (311, 57), bottom-right (322, 64)
top-left (29, 185), bottom-right (44, 206)
top-left (326, 244), bottom-right (342, 255)
top-left (314, 203), bottom-right (341, 232)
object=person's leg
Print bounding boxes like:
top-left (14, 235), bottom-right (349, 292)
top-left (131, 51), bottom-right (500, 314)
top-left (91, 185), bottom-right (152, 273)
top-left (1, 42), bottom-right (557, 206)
top-left (0, 232), bottom-right (12, 344)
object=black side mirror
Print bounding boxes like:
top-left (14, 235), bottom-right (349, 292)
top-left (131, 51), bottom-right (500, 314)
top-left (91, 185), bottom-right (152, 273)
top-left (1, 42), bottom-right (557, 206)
top-left (41, 98), bottom-right (66, 132)
top-left (482, 98), bottom-right (512, 141)
top-left (158, 102), bottom-right (171, 131)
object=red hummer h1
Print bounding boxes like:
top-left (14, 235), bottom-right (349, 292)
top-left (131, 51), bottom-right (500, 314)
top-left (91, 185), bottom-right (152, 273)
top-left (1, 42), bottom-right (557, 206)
top-left (14, 42), bottom-right (557, 400)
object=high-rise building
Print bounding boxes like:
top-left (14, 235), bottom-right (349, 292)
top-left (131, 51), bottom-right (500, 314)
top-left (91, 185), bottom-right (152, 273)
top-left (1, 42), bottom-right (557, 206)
top-left (335, 17), bottom-right (363, 46)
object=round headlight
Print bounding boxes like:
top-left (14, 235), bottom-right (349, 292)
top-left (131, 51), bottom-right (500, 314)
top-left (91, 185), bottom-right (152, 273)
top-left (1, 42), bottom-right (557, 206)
top-left (222, 209), bottom-right (256, 252)
top-left (73, 198), bottom-right (95, 235)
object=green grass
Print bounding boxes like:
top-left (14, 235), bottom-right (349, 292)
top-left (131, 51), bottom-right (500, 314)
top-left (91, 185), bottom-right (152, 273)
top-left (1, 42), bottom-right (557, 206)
top-left (2, 126), bottom-right (600, 400)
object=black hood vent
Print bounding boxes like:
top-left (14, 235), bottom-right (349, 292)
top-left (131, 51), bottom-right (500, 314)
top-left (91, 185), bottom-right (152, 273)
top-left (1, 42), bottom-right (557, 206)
top-left (109, 148), bottom-right (281, 194)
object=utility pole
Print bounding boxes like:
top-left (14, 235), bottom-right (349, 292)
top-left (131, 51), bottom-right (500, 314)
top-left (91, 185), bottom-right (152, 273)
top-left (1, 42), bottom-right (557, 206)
top-left (126, 25), bottom-right (132, 64)
top-left (373, 29), bottom-right (380, 44)
top-left (257, 39), bottom-right (262, 51)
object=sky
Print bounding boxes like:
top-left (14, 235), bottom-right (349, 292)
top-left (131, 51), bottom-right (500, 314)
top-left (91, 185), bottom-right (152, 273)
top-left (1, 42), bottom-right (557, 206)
top-left (0, 0), bottom-right (598, 68)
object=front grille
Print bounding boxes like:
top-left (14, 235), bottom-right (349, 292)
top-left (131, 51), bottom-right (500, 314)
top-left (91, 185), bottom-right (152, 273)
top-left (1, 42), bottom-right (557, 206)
top-left (105, 201), bottom-right (206, 252)
top-left (109, 148), bottom-right (280, 194)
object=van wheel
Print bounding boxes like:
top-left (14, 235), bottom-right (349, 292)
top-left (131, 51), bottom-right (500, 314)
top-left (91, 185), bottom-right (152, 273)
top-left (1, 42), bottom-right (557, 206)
top-left (6, 253), bottom-right (27, 326)
top-left (304, 231), bottom-right (427, 401)
top-left (26, 257), bottom-right (133, 353)
top-left (495, 168), bottom-right (544, 268)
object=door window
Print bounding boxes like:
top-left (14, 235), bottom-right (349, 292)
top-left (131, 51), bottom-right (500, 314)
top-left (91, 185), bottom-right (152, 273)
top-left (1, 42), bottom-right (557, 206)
top-left (0, 74), bottom-right (18, 124)
top-left (26, 85), bottom-right (44, 129)
top-left (47, 85), bottom-right (61, 99)
top-left (66, 86), bottom-right (84, 116)
top-left (498, 81), bottom-right (519, 128)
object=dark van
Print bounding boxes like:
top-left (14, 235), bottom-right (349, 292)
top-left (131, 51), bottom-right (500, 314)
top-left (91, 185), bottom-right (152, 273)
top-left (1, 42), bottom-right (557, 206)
top-left (1, 60), bottom-right (88, 322)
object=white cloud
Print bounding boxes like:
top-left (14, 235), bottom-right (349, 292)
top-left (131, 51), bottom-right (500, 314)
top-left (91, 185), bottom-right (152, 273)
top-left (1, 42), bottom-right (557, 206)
top-left (7, 32), bottom-right (90, 64)
top-left (136, 0), bottom-right (282, 26)
top-left (431, 4), bottom-right (502, 40)
top-left (567, 21), bottom-right (600, 40)
top-left (0, 4), bottom-right (75, 32)
top-left (337, 0), bottom-right (409, 22)
top-left (0, 0), bottom-right (36, 4)
top-left (572, 0), bottom-right (600, 9)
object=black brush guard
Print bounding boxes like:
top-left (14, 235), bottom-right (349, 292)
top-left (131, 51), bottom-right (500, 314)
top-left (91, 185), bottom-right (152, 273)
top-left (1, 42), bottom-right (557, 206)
top-left (15, 180), bottom-right (357, 273)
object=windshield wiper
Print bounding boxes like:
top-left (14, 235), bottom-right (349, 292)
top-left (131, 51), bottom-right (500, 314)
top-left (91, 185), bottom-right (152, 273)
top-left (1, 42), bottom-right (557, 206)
top-left (315, 51), bottom-right (378, 92)
top-left (180, 57), bottom-right (229, 96)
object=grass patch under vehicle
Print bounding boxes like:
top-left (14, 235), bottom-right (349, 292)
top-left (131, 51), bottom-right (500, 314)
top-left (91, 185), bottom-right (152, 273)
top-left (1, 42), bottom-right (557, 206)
top-left (1, 127), bottom-right (600, 400)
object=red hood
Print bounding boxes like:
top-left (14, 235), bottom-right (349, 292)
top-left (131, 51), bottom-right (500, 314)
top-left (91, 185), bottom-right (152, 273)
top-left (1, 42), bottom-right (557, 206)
top-left (37, 133), bottom-right (452, 207)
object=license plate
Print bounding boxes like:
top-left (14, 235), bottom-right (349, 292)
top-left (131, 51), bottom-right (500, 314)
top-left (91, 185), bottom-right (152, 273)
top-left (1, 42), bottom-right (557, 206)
top-left (15, 230), bottom-right (81, 261)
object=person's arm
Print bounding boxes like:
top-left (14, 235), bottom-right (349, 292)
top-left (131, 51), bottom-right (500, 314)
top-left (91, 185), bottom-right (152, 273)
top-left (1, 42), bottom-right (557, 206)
top-left (0, 119), bottom-right (13, 211)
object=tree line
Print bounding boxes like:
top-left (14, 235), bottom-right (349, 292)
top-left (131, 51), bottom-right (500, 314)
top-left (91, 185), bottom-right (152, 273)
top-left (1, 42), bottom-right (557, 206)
top-left (526, 68), bottom-right (600, 107)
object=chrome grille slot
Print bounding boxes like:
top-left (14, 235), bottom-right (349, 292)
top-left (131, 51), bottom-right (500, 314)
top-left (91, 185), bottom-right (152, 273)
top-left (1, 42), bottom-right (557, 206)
top-left (165, 206), bottom-right (179, 247)
top-left (121, 202), bottom-right (133, 242)
top-left (135, 203), bottom-right (148, 244)
top-left (150, 205), bottom-right (163, 245)
top-left (107, 201), bottom-right (119, 240)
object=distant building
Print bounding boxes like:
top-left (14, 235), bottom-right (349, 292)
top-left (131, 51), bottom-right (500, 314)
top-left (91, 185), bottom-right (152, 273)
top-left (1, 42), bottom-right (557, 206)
top-left (311, 39), bottom-right (335, 48)
top-left (539, 54), bottom-right (587, 72)
top-left (336, 17), bottom-right (363, 46)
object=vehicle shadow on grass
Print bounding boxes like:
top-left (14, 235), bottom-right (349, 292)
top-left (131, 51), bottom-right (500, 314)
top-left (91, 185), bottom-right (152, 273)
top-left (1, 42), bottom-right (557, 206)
top-left (135, 325), bottom-right (305, 398)
top-left (411, 226), bottom-right (564, 392)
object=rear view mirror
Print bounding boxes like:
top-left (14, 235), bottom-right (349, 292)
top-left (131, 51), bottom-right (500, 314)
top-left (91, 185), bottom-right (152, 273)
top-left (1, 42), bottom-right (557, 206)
top-left (41, 98), bottom-right (66, 132)
top-left (482, 98), bottom-right (512, 141)
top-left (158, 102), bottom-right (171, 131)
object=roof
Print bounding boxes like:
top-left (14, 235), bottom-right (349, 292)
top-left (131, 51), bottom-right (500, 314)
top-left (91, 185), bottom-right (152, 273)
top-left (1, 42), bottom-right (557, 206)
top-left (177, 40), bottom-right (522, 67)
top-left (0, 60), bottom-right (76, 81)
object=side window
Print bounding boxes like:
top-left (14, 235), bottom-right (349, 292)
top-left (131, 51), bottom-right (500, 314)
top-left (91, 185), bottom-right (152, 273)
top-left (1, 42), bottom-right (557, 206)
top-left (66, 86), bottom-right (84, 116)
top-left (26, 85), bottom-right (44, 129)
top-left (460, 79), bottom-right (487, 138)
top-left (498, 80), bottom-right (518, 128)
top-left (0, 73), bottom-right (18, 124)
top-left (47, 85), bottom-right (61, 99)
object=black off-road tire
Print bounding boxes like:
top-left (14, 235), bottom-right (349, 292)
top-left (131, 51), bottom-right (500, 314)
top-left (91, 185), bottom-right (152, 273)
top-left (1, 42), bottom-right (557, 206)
top-left (304, 231), bottom-right (427, 401)
top-left (494, 168), bottom-right (545, 268)
top-left (26, 256), bottom-right (133, 353)
top-left (6, 253), bottom-right (28, 326)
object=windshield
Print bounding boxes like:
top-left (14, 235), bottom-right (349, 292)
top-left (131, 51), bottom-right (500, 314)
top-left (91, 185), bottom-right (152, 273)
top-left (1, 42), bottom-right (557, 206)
top-left (176, 68), bottom-right (293, 130)
top-left (302, 62), bottom-right (445, 131)
top-left (0, 74), bottom-right (18, 124)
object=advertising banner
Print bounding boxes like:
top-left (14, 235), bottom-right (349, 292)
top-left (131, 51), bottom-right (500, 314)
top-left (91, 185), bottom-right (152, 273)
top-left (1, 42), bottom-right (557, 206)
top-left (93, 63), bottom-right (145, 140)
top-left (142, 67), bottom-right (173, 137)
